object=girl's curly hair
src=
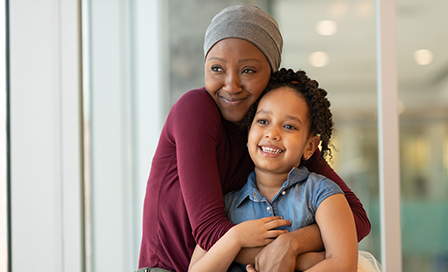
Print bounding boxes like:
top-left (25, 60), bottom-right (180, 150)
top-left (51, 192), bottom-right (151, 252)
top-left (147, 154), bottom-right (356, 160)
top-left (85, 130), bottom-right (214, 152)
top-left (243, 68), bottom-right (334, 161)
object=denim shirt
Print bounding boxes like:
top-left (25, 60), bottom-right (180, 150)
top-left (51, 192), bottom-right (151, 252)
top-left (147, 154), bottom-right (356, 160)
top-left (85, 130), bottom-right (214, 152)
top-left (224, 166), bottom-right (343, 232)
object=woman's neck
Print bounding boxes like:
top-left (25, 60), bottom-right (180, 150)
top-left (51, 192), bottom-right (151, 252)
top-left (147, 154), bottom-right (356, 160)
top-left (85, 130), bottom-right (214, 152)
top-left (254, 168), bottom-right (289, 203)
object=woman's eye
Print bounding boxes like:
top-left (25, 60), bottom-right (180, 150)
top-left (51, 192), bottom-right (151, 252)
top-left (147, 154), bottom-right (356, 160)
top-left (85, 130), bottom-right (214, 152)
top-left (242, 68), bottom-right (255, 74)
top-left (211, 66), bottom-right (223, 72)
top-left (257, 119), bottom-right (268, 125)
top-left (284, 124), bottom-right (296, 130)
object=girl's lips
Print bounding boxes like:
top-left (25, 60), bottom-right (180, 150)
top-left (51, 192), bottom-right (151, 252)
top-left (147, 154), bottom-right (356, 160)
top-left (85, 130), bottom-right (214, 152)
top-left (259, 145), bottom-right (284, 157)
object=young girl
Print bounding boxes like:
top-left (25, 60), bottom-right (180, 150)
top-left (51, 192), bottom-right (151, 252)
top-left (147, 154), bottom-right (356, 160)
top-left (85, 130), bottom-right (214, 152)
top-left (188, 68), bottom-right (382, 272)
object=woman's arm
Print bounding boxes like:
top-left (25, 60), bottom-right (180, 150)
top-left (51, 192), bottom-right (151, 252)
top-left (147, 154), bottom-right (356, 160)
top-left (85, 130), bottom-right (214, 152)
top-left (306, 149), bottom-right (371, 241)
top-left (305, 194), bottom-right (358, 271)
top-left (235, 223), bottom-right (324, 271)
top-left (188, 217), bottom-right (291, 272)
top-left (170, 90), bottom-right (236, 250)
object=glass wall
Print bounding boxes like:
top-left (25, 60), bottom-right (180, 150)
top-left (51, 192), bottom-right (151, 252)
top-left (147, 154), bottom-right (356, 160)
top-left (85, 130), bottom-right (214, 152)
top-left (396, 0), bottom-right (448, 271)
top-left (275, 0), bottom-right (381, 259)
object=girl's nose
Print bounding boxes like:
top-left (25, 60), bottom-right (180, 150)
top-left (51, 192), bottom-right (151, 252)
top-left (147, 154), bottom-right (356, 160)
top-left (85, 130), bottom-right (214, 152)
top-left (265, 127), bottom-right (281, 141)
top-left (223, 72), bottom-right (242, 94)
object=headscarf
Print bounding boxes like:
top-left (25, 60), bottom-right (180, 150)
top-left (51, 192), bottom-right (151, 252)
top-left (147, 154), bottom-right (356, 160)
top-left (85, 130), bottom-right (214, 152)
top-left (204, 4), bottom-right (283, 72)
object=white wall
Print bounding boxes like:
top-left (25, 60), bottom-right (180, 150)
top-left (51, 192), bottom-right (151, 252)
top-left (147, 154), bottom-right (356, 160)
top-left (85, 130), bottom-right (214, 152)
top-left (86, 0), bottom-right (162, 271)
top-left (9, 0), bottom-right (83, 271)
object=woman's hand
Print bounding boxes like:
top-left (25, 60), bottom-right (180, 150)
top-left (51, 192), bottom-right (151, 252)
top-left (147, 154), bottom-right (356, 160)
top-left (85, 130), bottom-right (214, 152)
top-left (252, 224), bottom-right (324, 272)
top-left (229, 216), bottom-right (291, 248)
top-left (253, 233), bottom-right (297, 272)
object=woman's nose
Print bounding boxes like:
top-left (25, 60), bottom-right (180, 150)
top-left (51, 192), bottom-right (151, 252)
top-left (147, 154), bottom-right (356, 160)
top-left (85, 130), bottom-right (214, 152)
top-left (223, 72), bottom-right (242, 94)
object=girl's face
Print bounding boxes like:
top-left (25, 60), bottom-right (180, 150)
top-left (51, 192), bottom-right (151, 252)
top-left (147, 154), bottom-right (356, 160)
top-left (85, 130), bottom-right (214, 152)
top-left (248, 87), bottom-right (320, 175)
top-left (204, 38), bottom-right (271, 125)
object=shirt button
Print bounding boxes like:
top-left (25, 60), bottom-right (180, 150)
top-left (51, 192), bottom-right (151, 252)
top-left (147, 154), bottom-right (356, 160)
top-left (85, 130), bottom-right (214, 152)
top-left (266, 206), bottom-right (271, 212)
top-left (282, 191), bottom-right (286, 195)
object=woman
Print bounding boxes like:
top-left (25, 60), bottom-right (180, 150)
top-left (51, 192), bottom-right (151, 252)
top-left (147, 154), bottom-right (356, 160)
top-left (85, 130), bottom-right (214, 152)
top-left (138, 4), bottom-right (370, 272)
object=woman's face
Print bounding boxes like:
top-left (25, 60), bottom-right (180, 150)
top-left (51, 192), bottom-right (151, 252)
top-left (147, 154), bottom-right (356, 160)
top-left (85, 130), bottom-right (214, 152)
top-left (204, 38), bottom-right (271, 125)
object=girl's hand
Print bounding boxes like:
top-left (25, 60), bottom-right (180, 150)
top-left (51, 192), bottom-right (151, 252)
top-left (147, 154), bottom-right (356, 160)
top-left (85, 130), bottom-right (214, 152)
top-left (228, 216), bottom-right (291, 248)
top-left (246, 264), bottom-right (257, 272)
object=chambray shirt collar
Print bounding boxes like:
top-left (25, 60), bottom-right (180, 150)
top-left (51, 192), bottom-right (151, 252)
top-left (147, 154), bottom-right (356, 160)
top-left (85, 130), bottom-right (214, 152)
top-left (234, 166), bottom-right (310, 208)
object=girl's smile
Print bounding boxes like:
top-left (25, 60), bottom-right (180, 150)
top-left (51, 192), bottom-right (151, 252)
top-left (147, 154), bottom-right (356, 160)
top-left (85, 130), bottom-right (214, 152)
top-left (248, 87), bottom-right (319, 177)
top-left (259, 144), bottom-right (285, 156)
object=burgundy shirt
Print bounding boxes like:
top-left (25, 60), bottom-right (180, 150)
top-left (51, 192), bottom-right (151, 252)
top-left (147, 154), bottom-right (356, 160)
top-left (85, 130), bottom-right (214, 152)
top-left (138, 88), bottom-right (370, 271)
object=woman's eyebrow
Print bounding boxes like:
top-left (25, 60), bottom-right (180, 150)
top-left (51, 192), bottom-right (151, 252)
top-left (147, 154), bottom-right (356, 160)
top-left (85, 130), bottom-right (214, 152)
top-left (238, 58), bottom-right (262, 64)
top-left (206, 56), bottom-right (227, 63)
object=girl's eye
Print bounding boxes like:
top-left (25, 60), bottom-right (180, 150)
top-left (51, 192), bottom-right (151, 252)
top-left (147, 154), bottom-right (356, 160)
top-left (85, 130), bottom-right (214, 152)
top-left (211, 65), bottom-right (223, 72)
top-left (284, 124), bottom-right (296, 130)
top-left (257, 119), bottom-right (268, 125)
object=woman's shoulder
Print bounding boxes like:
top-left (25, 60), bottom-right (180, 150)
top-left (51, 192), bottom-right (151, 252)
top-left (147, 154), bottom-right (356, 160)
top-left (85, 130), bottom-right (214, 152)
top-left (169, 87), bottom-right (219, 117)
top-left (166, 87), bottom-right (223, 137)
top-left (175, 88), bottom-right (215, 108)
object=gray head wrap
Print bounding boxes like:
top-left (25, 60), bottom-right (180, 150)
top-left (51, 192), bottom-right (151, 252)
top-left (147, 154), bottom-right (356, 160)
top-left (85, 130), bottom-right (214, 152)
top-left (204, 4), bottom-right (283, 72)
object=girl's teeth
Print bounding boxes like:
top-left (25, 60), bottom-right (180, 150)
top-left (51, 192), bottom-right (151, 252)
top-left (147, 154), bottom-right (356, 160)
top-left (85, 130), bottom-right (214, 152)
top-left (261, 146), bottom-right (282, 154)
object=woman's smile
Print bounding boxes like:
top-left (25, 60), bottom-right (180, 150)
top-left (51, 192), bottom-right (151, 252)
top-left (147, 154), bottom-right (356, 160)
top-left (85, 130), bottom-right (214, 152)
top-left (219, 95), bottom-right (248, 106)
top-left (204, 38), bottom-right (271, 125)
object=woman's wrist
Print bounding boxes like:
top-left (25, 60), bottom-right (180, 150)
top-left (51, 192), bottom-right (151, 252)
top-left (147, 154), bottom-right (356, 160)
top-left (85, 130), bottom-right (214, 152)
top-left (278, 231), bottom-right (302, 256)
top-left (281, 224), bottom-right (324, 255)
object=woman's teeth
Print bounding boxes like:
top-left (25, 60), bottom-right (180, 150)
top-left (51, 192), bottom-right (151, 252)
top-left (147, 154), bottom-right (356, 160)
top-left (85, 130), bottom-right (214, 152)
top-left (261, 146), bottom-right (282, 154)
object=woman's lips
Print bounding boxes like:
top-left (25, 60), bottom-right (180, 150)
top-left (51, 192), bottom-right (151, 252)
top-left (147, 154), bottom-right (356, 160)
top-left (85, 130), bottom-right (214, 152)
top-left (219, 96), bottom-right (247, 106)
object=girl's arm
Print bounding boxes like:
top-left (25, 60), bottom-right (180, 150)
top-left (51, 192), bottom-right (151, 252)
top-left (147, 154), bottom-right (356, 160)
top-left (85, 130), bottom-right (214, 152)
top-left (305, 193), bottom-right (358, 271)
top-left (188, 217), bottom-right (291, 272)
top-left (306, 149), bottom-right (371, 241)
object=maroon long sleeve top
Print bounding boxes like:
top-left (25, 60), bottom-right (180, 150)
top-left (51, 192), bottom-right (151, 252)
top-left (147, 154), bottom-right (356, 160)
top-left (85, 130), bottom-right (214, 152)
top-left (138, 88), bottom-right (370, 271)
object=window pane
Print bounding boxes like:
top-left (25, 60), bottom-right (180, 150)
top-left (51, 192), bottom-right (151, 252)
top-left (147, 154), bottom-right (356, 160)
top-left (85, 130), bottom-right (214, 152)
top-left (397, 0), bottom-right (448, 271)
top-left (276, 0), bottom-right (381, 258)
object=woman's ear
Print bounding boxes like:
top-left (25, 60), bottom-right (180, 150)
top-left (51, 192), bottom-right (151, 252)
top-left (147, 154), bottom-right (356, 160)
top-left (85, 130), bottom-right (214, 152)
top-left (303, 135), bottom-right (320, 160)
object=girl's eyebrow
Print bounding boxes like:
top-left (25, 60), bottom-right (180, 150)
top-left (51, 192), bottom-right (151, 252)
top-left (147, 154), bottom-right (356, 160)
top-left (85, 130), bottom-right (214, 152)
top-left (256, 109), bottom-right (303, 126)
top-left (286, 115), bottom-right (303, 126)
top-left (255, 109), bottom-right (271, 115)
